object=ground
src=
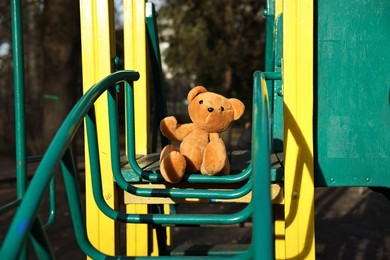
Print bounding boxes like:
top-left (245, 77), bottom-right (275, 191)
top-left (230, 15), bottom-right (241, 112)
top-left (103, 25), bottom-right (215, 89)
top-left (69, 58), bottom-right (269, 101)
top-left (0, 157), bottom-right (389, 259)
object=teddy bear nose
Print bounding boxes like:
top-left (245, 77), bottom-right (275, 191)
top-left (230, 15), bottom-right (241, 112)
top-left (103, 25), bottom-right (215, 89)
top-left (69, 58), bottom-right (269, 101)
top-left (207, 107), bottom-right (214, 112)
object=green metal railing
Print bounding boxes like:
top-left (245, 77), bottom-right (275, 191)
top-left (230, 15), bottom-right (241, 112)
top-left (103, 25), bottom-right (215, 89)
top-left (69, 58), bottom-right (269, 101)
top-left (11, 0), bottom-right (27, 205)
top-left (1, 2), bottom-right (57, 259)
top-left (2, 0), bottom-right (279, 258)
top-left (0, 71), bottom-right (139, 259)
top-left (0, 69), bottom-right (274, 259)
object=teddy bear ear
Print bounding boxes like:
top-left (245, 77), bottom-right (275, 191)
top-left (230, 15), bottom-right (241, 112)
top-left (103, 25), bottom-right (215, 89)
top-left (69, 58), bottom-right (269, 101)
top-left (229, 98), bottom-right (245, 120)
top-left (188, 86), bottom-right (208, 101)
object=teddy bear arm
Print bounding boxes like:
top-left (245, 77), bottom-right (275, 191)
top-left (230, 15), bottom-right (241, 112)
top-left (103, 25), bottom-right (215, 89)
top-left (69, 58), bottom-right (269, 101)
top-left (160, 117), bottom-right (195, 141)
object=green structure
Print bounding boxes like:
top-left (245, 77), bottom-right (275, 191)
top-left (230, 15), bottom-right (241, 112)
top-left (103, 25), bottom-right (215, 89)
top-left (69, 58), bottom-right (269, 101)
top-left (315, 0), bottom-right (390, 187)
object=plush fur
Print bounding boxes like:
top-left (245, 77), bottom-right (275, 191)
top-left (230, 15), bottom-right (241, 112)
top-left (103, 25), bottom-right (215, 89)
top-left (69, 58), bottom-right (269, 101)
top-left (159, 86), bottom-right (245, 183)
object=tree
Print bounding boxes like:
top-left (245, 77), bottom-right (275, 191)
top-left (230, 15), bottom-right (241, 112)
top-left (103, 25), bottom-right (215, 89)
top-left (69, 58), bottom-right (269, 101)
top-left (0, 1), bottom-right (81, 155)
top-left (158, 0), bottom-right (266, 121)
top-left (41, 1), bottom-right (81, 152)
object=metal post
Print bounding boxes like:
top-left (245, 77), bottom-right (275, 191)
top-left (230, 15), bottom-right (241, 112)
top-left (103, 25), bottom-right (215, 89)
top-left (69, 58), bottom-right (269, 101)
top-left (10, 0), bottom-right (27, 199)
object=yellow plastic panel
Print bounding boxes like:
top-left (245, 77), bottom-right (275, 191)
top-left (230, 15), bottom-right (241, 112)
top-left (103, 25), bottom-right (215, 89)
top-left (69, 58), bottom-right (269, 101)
top-left (275, 0), bottom-right (283, 18)
top-left (274, 205), bottom-right (286, 260)
top-left (283, 0), bottom-right (315, 259)
top-left (123, 0), bottom-right (149, 155)
top-left (80, 0), bottom-right (118, 256)
top-left (123, 0), bottom-right (152, 256)
top-left (272, 1), bottom-right (285, 258)
top-left (125, 205), bottom-right (150, 256)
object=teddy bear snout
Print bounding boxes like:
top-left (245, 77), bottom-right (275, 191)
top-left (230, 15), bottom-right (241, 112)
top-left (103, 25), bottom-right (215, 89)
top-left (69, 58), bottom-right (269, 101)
top-left (207, 107), bottom-right (214, 112)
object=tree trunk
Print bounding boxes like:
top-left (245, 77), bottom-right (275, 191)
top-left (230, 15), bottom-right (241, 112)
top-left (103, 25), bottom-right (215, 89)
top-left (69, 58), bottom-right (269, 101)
top-left (25, 0), bottom-right (44, 154)
top-left (41, 1), bottom-right (81, 151)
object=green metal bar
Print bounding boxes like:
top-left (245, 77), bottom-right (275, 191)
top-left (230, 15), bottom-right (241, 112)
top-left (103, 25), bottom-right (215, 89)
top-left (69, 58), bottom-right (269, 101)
top-left (109, 84), bottom-right (252, 197)
top-left (11, 0), bottom-right (27, 200)
top-left (263, 72), bottom-right (282, 81)
top-left (108, 82), bottom-right (253, 198)
top-left (43, 176), bottom-right (56, 229)
top-left (60, 148), bottom-right (105, 259)
top-left (0, 71), bottom-right (140, 259)
top-left (123, 81), bottom-right (252, 184)
top-left (0, 199), bottom-right (21, 214)
top-left (29, 216), bottom-right (55, 259)
top-left (10, 1), bottom-right (27, 258)
top-left (264, 0), bottom-right (275, 72)
top-left (90, 102), bottom-right (253, 221)
top-left (271, 14), bottom-right (284, 153)
top-left (252, 71), bottom-right (274, 260)
top-left (0, 70), bottom-right (255, 258)
top-left (27, 155), bottom-right (44, 163)
top-left (62, 147), bottom-right (253, 259)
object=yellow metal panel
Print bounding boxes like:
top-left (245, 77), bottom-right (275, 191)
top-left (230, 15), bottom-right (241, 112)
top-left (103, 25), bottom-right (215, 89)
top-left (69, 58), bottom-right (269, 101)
top-left (124, 0), bottom-right (149, 155)
top-left (80, 0), bottom-right (118, 256)
top-left (125, 204), bottom-right (149, 256)
top-left (283, 0), bottom-right (315, 259)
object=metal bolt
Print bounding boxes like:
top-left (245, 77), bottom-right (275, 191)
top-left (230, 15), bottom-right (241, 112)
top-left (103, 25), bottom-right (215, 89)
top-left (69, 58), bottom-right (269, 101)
top-left (104, 191), bottom-right (112, 200)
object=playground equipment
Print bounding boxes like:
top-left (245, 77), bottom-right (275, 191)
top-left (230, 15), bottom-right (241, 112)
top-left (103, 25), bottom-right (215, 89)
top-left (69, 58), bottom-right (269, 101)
top-left (1, 0), bottom-right (389, 259)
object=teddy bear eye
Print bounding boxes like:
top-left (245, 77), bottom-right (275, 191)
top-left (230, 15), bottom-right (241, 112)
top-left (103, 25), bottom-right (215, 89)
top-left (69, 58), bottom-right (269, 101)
top-left (199, 100), bottom-right (203, 104)
top-left (220, 106), bottom-right (224, 111)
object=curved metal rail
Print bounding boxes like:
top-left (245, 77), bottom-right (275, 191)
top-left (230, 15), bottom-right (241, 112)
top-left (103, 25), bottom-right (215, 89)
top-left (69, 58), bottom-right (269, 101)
top-left (0, 70), bottom-right (276, 259)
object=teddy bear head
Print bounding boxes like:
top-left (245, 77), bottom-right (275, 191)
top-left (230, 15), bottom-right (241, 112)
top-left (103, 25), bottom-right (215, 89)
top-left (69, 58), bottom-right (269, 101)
top-left (187, 86), bottom-right (245, 133)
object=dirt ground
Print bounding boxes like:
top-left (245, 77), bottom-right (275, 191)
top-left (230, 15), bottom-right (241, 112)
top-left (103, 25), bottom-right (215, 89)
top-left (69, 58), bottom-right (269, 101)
top-left (0, 157), bottom-right (389, 259)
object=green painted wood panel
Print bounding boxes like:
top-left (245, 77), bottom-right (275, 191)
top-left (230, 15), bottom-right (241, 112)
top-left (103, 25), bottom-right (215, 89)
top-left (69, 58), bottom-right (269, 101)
top-left (315, 0), bottom-right (390, 187)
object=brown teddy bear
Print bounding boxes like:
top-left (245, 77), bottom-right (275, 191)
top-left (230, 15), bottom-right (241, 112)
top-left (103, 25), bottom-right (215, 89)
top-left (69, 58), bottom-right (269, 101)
top-left (159, 86), bottom-right (245, 183)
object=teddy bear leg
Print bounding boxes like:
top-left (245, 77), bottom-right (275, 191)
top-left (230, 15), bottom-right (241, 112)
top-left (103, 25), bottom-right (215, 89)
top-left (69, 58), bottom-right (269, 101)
top-left (160, 145), bottom-right (186, 183)
top-left (200, 138), bottom-right (227, 175)
top-left (160, 144), bottom-right (177, 161)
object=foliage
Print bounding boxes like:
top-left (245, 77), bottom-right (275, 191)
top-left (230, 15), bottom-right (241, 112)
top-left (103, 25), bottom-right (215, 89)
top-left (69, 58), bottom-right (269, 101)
top-left (158, 0), bottom-right (266, 119)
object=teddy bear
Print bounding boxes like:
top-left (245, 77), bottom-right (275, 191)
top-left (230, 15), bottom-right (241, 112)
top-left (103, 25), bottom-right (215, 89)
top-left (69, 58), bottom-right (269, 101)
top-left (159, 86), bottom-right (245, 183)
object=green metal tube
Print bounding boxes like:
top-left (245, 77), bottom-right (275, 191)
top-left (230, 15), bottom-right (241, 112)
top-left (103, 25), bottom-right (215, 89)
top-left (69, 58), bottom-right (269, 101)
top-left (123, 81), bottom-right (252, 184)
top-left (264, 0), bottom-right (276, 72)
top-left (11, 0), bottom-right (27, 199)
top-left (89, 106), bottom-right (253, 217)
top-left (0, 199), bottom-right (21, 214)
top-left (29, 217), bottom-right (55, 259)
top-left (106, 86), bottom-right (252, 198)
top-left (263, 72), bottom-right (282, 81)
top-left (10, 1), bottom-right (27, 258)
top-left (43, 176), bottom-right (56, 228)
top-left (0, 71), bottom-right (139, 259)
top-left (251, 71), bottom-right (274, 259)
top-left (62, 148), bottom-right (253, 259)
